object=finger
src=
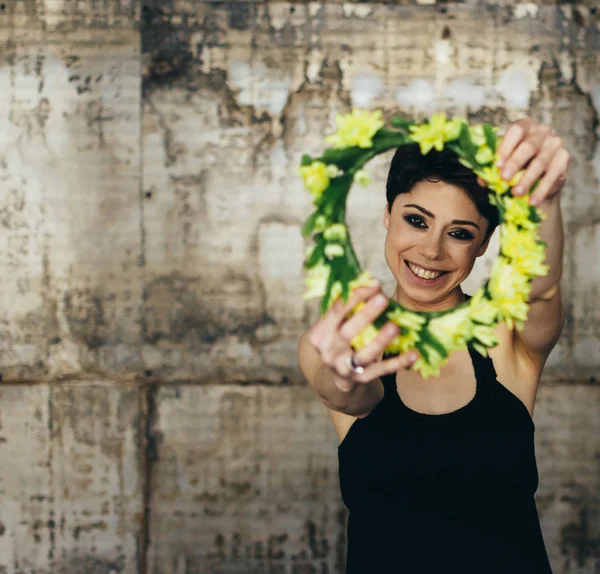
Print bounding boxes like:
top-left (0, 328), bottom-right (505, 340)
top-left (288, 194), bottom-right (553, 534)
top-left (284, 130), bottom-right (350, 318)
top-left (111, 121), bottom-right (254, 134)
top-left (350, 320), bottom-right (399, 366)
top-left (322, 282), bottom-right (381, 332)
top-left (496, 119), bottom-right (532, 167)
top-left (309, 283), bottom-right (383, 355)
top-left (338, 292), bottom-right (390, 343)
top-left (528, 148), bottom-right (570, 206)
top-left (498, 138), bottom-right (537, 182)
top-left (511, 136), bottom-right (563, 196)
top-left (476, 176), bottom-right (486, 187)
top-left (349, 351), bottom-right (420, 384)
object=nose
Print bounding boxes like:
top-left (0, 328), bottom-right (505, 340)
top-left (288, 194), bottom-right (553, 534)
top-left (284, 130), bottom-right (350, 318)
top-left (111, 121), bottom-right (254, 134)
top-left (418, 232), bottom-right (445, 261)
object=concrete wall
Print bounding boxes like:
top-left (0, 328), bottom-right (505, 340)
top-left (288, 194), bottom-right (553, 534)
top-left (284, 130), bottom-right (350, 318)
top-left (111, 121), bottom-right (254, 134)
top-left (0, 0), bottom-right (598, 572)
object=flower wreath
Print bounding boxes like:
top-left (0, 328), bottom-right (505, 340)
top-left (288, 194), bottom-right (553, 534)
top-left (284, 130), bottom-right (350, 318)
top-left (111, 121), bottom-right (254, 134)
top-left (299, 110), bottom-right (549, 378)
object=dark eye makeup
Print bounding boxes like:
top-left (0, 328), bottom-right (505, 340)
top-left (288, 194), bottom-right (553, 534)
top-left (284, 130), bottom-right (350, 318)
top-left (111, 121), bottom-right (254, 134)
top-left (403, 213), bottom-right (475, 241)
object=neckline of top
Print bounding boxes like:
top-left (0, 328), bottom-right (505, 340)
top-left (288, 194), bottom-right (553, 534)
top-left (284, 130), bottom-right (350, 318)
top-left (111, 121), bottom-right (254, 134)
top-left (382, 344), bottom-right (494, 423)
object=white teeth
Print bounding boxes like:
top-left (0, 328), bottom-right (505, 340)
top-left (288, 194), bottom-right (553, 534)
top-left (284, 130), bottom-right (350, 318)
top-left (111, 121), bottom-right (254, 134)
top-left (408, 262), bottom-right (443, 280)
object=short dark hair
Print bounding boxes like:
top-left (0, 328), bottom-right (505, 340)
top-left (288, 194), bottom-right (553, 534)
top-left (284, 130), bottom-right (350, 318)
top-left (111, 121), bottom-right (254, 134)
top-left (385, 143), bottom-right (499, 242)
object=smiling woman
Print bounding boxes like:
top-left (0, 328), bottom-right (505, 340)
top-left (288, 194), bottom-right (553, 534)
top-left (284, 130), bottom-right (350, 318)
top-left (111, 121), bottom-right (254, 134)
top-left (299, 112), bottom-right (550, 378)
top-left (297, 111), bottom-right (566, 574)
top-left (383, 144), bottom-right (499, 314)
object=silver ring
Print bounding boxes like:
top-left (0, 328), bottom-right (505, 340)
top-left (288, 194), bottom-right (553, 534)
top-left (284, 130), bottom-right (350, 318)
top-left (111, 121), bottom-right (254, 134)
top-left (346, 353), bottom-right (365, 375)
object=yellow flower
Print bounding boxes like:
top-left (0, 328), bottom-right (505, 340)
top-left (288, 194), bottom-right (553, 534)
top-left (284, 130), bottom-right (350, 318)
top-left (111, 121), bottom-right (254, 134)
top-left (381, 306), bottom-right (427, 355)
top-left (385, 329), bottom-right (421, 355)
top-left (475, 145), bottom-right (494, 165)
top-left (472, 324), bottom-right (499, 348)
top-left (413, 345), bottom-right (446, 379)
top-left (409, 112), bottom-right (454, 155)
top-left (501, 224), bottom-right (536, 256)
top-left (387, 308), bottom-right (427, 332)
top-left (350, 323), bottom-right (380, 351)
top-left (488, 257), bottom-right (531, 331)
top-left (298, 161), bottom-right (330, 200)
top-left (475, 164), bottom-right (526, 195)
top-left (325, 109), bottom-right (384, 149)
top-left (323, 223), bottom-right (348, 242)
top-left (468, 288), bottom-right (499, 325)
top-left (471, 341), bottom-right (489, 358)
top-left (489, 257), bottom-right (530, 299)
top-left (470, 124), bottom-right (487, 147)
top-left (513, 250), bottom-right (549, 278)
top-left (349, 270), bottom-right (380, 290)
top-left (327, 281), bottom-right (343, 309)
top-left (500, 224), bottom-right (549, 277)
top-left (503, 196), bottom-right (538, 230)
top-left (354, 169), bottom-right (370, 187)
top-left (427, 307), bottom-right (472, 352)
top-left (444, 116), bottom-right (465, 141)
top-left (326, 164), bottom-right (344, 178)
top-left (324, 244), bottom-right (344, 260)
top-left (303, 262), bottom-right (331, 300)
top-left (313, 214), bottom-right (328, 233)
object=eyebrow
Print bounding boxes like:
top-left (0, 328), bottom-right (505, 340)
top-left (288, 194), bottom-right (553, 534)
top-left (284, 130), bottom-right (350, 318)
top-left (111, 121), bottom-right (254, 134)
top-left (404, 203), bottom-right (480, 231)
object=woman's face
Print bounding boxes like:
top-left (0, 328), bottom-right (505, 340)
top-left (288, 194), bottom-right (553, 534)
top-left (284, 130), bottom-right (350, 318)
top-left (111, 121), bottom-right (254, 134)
top-left (383, 179), bottom-right (492, 312)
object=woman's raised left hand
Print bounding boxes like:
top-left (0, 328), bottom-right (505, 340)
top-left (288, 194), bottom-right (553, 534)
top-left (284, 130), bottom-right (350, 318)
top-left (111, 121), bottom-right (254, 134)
top-left (476, 117), bottom-right (571, 206)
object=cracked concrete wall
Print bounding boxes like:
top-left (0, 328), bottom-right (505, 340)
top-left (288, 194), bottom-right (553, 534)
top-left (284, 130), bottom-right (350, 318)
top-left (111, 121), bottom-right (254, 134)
top-left (0, 0), bottom-right (598, 573)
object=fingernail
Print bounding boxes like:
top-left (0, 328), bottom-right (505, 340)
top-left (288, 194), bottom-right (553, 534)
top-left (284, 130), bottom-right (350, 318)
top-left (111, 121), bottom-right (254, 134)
top-left (501, 168), bottom-right (511, 180)
top-left (375, 294), bottom-right (387, 307)
top-left (496, 156), bottom-right (504, 167)
top-left (407, 352), bottom-right (418, 364)
top-left (384, 325), bottom-right (398, 337)
top-left (513, 185), bottom-right (524, 196)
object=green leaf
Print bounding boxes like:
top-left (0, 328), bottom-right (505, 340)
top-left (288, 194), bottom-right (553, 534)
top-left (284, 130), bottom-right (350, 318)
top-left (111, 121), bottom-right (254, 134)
top-left (304, 242), bottom-right (323, 268)
top-left (301, 211), bottom-right (320, 237)
top-left (483, 124), bottom-right (497, 154)
top-left (301, 154), bottom-right (313, 166)
top-left (320, 263), bottom-right (337, 315)
top-left (528, 206), bottom-right (543, 223)
top-left (470, 341), bottom-right (489, 357)
top-left (416, 341), bottom-right (430, 362)
top-left (420, 329), bottom-right (449, 359)
top-left (488, 193), bottom-right (506, 221)
top-left (458, 123), bottom-right (478, 164)
top-left (341, 280), bottom-right (350, 303)
top-left (371, 130), bottom-right (411, 151)
top-left (390, 116), bottom-right (414, 130)
top-left (321, 147), bottom-right (369, 170)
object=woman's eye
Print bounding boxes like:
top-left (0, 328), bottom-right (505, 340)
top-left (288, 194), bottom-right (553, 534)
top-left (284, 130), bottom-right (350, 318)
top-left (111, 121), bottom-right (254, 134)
top-left (404, 214), bottom-right (474, 241)
top-left (451, 229), bottom-right (474, 241)
top-left (404, 214), bottom-right (426, 228)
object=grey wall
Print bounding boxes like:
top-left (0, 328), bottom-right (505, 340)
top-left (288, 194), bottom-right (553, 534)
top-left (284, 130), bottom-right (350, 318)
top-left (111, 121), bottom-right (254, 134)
top-left (0, 0), bottom-right (598, 573)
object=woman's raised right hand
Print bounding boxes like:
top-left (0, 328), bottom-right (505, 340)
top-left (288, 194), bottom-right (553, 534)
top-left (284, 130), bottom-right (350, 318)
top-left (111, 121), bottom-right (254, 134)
top-left (306, 281), bottom-right (419, 392)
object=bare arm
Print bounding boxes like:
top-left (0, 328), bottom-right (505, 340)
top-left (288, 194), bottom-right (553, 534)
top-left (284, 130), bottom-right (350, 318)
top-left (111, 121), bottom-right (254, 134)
top-left (513, 195), bottom-right (566, 368)
top-left (491, 119), bottom-right (571, 369)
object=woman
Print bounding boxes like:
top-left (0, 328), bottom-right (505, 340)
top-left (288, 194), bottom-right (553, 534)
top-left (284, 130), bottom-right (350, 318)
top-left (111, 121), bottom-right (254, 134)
top-left (297, 118), bottom-right (570, 573)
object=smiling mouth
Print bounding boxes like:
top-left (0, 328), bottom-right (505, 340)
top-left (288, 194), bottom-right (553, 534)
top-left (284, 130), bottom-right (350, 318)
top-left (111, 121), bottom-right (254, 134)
top-left (404, 259), bottom-right (450, 280)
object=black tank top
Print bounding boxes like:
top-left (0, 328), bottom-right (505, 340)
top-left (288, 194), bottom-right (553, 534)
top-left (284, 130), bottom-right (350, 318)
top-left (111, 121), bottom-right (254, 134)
top-left (338, 336), bottom-right (553, 573)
